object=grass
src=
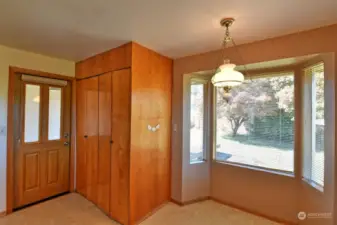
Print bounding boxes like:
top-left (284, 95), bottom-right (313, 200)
top-left (221, 134), bottom-right (293, 151)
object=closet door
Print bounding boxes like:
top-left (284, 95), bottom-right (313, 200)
top-left (76, 80), bottom-right (87, 196)
top-left (97, 72), bottom-right (112, 214)
top-left (77, 77), bottom-right (99, 203)
top-left (110, 69), bottom-right (131, 225)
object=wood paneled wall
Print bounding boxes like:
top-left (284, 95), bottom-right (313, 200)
top-left (76, 79), bottom-right (87, 197)
top-left (129, 43), bottom-right (172, 224)
top-left (110, 69), bottom-right (131, 225)
top-left (76, 43), bottom-right (132, 79)
top-left (75, 42), bottom-right (172, 225)
top-left (97, 73), bottom-right (112, 214)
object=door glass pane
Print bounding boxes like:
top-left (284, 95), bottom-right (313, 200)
top-left (190, 82), bottom-right (205, 163)
top-left (48, 87), bottom-right (62, 140)
top-left (24, 84), bottom-right (40, 143)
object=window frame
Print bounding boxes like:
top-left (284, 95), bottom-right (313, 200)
top-left (23, 82), bottom-right (42, 144)
top-left (47, 86), bottom-right (64, 141)
top-left (302, 62), bottom-right (325, 191)
top-left (186, 76), bottom-right (211, 164)
top-left (212, 72), bottom-right (296, 176)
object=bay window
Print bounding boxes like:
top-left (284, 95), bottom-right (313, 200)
top-left (303, 63), bottom-right (325, 188)
top-left (189, 79), bottom-right (209, 163)
top-left (214, 73), bottom-right (295, 173)
top-left (184, 59), bottom-right (330, 185)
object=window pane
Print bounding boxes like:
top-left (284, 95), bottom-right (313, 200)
top-left (312, 70), bottom-right (324, 186)
top-left (24, 84), bottom-right (40, 143)
top-left (215, 75), bottom-right (295, 172)
top-left (48, 87), bottom-right (62, 140)
top-left (190, 82), bottom-right (205, 163)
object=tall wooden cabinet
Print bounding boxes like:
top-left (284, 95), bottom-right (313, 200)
top-left (76, 42), bottom-right (171, 225)
top-left (97, 72), bottom-right (112, 214)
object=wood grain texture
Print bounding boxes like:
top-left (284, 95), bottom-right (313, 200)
top-left (76, 77), bottom-right (99, 204)
top-left (47, 150), bottom-right (58, 184)
top-left (15, 82), bottom-right (70, 208)
top-left (110, 69), bottom-right (131, 225)
top-left (84, 77), bottom-right (99, 204)
top-left (97, 72), bottom-right (112, 214)
top-left (7, 67), bottom-right (74, 214)
top-left (75, 79), bottom-right (87, 197)
top-left (76, 43), bottom-right (132, 79)
top-left (24, 152), bottom-right (40, 190)
top-left (70, 80), bottom-right (76, 192)
top-left (129, 42), bottom-right (172, 224)
top-left (74, 42), bottom-right (172, 225)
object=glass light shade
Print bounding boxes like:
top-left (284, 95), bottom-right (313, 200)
top-left (211, 60), bottom-right (244, 87)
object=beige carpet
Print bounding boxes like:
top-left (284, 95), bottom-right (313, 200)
top-left (0, 193), bottom-right (279, 225)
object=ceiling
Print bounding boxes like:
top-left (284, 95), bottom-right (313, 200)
top-left (0, 0), bottom-right (336, 61)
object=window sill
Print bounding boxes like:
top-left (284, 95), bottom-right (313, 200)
top-left (190, 160), bottom-right (206, 165)
top-left (213, 160), bottom-right (295, 178)
top-left (302, 178), bottom-right (324, 193)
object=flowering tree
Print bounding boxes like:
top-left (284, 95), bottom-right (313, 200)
top-left (217, 75), bottom-right (294, 137)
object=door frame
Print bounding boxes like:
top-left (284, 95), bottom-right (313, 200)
top-left (6, 66), bottom-right (76, 214)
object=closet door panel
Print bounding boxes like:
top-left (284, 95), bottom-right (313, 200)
top-left (76, 80), bottom-right (87, 196)
top-left (110, 69), bottom-right (131, 225)
top-left (97, 72), bottom-right (112, 214)
top-left (84, 77), bottom-right (99, 204)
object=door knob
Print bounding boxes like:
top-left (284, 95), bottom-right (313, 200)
top-left (64, 142), bottom-right (70, 146)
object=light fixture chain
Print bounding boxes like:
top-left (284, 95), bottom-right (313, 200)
top-left (221, 24), bottom-right (231, 62)
top-left (223, 25), bottom-right (232, 47)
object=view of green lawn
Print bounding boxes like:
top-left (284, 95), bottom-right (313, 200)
top-left (190, 128), bottom-right (324, 184)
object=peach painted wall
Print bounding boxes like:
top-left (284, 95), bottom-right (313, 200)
top-left (172, 24), bottom-right (337, 224)
top-left (212, 163), bottom-right (299, 222)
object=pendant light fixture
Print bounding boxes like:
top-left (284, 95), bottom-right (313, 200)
top-left (211, 18), bottom-right (244, 87)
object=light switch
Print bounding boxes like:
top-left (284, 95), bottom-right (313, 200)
top-left (173, 124), bottom-right (177, 132)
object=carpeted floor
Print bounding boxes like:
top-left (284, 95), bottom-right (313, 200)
top-left (0, 193), bottom-right (280, 225)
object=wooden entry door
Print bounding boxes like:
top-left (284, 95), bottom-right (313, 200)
top-left (14, 80), bottom-right (71, 208)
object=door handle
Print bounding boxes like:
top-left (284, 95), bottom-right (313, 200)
top-left (64, 141), bottom-right (70, 146)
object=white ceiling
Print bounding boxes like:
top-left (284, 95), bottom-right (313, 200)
top-left (0, 0), bottom-right (336, 61)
